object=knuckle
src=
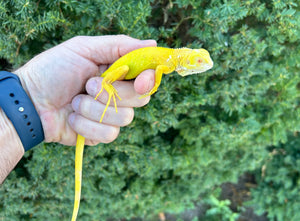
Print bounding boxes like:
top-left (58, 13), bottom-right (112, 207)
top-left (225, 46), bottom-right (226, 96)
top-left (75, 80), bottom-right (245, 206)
top-left (68, 36), bottom-right (94, 59)
top-left (116, 34), bottom-right (130, 39)
top-left (69, 36), bottom-right (86, 44)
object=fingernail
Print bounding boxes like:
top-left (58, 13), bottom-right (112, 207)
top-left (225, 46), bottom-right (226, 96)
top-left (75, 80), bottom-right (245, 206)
top-left (140, 39), bottom-right (157, 46)
top-left (72, 96), bottom-right (81, 111)
top-left (147, 76), bottom-right (155, 93)
top-left (148, 80), bottom-right (154, 93)
top-left (87, 78), bottom-right (98, 95)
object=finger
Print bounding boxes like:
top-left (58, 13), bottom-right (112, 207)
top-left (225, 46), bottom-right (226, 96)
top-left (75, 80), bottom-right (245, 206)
top-left (72, 95), bottom-right (134, 126)
top-left (86, 75), bottom-right (153, 107)
top-left (68, 113), bottom-right (120, 144)
top-left (134, 70), bottom-right (155, 95)
top-left (63, 35), bottom-right (157, 65)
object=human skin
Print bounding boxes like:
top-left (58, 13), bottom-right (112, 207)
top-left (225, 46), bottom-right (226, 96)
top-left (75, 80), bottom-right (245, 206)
top-left (0, 35), bottom-right (156, 183)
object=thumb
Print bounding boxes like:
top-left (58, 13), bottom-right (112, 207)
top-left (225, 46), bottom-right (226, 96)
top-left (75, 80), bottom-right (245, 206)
top-left (62, 35), bottom-right (157, 65)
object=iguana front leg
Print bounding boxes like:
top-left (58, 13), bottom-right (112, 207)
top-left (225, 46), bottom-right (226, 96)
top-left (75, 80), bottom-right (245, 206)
top-left (140, 65), bottom-right (174, 99)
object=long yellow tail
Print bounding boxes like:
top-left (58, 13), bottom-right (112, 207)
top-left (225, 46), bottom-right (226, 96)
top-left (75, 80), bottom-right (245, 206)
top-left (71, 134), bottom-right (85, 221)
top-left (71, 81), bottom-right (118, 220)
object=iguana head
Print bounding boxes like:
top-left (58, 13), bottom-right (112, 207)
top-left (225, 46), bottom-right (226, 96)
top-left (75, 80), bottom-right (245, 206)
top-left (176, 48), bottom-right (213, 76)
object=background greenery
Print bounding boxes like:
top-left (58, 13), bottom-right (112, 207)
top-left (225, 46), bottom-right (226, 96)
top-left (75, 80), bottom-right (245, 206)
top-left (1, 0), bottom-right (300, 220)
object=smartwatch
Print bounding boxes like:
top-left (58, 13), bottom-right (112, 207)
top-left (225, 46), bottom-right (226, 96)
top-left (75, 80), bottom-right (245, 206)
top-left (0, 71), bottom-right (44, 151)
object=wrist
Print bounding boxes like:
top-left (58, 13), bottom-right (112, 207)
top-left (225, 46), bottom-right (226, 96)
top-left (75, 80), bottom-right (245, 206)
top-left (0, 108), bottom-right (24, 183)
top-left (0, 109), bottom-right (24, 153)
top-left (14, 68), bottom-right (38, 113)
top-left (13, 68), bottom-right (58, 144)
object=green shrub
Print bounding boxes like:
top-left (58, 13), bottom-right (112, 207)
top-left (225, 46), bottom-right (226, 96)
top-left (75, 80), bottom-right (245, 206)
top-left (249, 134), bottom-right (300, 221)
top-left (0, 0), bottom-right (299, 220)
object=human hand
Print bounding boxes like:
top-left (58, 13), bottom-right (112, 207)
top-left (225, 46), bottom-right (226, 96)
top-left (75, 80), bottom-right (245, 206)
top-left (14, 35), bottom-right (156, 146)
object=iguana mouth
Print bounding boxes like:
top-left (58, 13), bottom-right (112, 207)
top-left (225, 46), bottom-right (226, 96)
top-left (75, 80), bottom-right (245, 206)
top-left (176, 63), bottom-right (213, 76)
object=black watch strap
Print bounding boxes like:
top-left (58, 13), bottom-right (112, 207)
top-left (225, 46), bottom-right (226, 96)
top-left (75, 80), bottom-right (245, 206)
top-left (0, 71), bottom-right (44, 151)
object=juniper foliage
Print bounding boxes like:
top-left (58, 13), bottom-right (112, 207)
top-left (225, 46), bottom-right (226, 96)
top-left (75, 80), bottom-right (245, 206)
top-left (0, 0), bottom-right (299, 220)
top-left (249, 135), bottom-right (300, 221)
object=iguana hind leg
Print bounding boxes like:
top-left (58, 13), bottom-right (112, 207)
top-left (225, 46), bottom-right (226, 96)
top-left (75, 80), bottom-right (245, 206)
top-left (95, 65), bottom-right (129, 122)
